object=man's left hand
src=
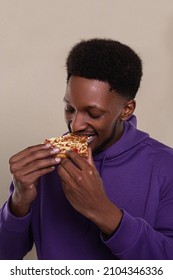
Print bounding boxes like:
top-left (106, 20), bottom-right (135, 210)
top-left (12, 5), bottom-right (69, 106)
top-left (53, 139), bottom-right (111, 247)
top-left (57, 148), bottom-right (122, 236)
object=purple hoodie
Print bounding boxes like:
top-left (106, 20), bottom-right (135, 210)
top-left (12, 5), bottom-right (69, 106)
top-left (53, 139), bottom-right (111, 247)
top-left (1, 115), bottom-right (173, 260)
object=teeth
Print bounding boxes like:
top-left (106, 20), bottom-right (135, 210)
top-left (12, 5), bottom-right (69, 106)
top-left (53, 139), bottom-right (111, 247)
top-left (87, 135), bottom-right (95, 144)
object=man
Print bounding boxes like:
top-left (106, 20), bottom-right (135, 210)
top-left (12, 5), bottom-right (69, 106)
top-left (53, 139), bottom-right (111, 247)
top-left (1, 38), bottom-right (173, 259)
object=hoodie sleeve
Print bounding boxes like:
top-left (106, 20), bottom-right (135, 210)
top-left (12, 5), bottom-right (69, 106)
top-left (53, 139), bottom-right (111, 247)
top-left (101, 144), bottom-right (173, 259)
top-left (102, 207), bottom-right (173, 259)
top-left (0, 190), bottom-right (33, 260)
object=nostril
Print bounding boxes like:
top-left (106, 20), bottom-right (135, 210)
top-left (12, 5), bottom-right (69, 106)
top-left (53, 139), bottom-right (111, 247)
top-left (70, 115), bottom-right (88, 132)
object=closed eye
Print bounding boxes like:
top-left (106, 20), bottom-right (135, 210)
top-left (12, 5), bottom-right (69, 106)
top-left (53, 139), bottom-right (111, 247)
top-left (65, 105), bottom-right (75, 113)
top-left (89, 113), bottom-right (103, 119)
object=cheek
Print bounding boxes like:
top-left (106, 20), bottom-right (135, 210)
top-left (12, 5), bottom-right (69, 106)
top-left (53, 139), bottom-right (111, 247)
top-left (97, 115), bottom-right (116, 131)
top-left (99, 125), bottom-right (113, 138)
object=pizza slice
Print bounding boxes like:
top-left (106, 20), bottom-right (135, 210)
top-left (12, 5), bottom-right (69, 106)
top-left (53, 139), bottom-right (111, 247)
top-left (44, 133), bottom-right (89, 158)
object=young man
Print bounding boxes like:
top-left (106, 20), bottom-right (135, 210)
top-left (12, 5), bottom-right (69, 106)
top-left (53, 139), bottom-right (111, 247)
top-left (1, 39), bottom-right (173, 260)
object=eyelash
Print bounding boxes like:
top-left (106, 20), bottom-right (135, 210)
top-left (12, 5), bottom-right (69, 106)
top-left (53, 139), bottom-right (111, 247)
top-left (65, 106), bottom-right (102, 119)
top-left (89, 113), bottom-right (102, 119)
top-left (65, 106), bottom-right (75, 113)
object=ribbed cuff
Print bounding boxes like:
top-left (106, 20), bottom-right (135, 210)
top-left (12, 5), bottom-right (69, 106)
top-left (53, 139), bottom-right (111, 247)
top-left (101, 210), bottom-right (141, 255)
top-left (1, 196), bottom-right (31, 232)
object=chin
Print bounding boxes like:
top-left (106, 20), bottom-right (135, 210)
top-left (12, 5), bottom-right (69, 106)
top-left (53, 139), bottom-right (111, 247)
top-left (91, 143), bottom-right (105, 155)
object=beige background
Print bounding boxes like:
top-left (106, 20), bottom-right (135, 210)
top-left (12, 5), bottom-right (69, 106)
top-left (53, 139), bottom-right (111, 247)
top-left (0, 0), bottom-right (173, 259)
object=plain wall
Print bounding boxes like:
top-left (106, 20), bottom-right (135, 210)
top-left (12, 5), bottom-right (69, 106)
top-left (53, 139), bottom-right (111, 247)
top-left (0, 0), bottom-right (173, 259)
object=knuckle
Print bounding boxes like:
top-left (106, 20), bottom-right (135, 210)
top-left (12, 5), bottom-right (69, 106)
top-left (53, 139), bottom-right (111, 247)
top-left (9, 164), bottom-right (15, 174)
top-left (13, 171), bottom-right (20, 181)
top-left (20, 177), bottom-right (27, 185)
top-left (34, 160), bottom-right (41, 169)
top-left (9, 156), bottom-right (14, 165)
top-left (76, 175), bottom-right (82, 182)
top-left (9, 162), bottom-right (18, 174)
top-left (15, 173), bottom-right (26, 185)
top-left (26, 146), bottom-right (33, 152)
top-left (87, 169), bottom-right (93, 176)
top-left (20, 176), bottom-right (35, 187)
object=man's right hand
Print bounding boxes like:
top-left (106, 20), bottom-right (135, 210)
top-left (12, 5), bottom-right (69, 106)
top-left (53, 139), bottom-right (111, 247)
top-left (9, 144), bottom-right (60, 217)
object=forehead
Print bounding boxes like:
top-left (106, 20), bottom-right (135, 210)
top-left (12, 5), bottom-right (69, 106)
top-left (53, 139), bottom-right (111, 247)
top-left (64, 76), bottom-right (118, 108)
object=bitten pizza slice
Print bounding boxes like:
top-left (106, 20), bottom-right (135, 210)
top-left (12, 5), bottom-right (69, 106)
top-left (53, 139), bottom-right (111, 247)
top-left (44, 133), bottom-right (89, 158)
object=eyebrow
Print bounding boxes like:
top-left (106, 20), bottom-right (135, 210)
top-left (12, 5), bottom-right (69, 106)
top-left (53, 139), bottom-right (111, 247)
top-left (63, 97), bottom-right (106, 112)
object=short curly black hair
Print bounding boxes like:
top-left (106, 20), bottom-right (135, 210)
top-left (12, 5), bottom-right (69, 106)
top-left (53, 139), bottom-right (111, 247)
top-left (66, 38), bottom-right (142, 100)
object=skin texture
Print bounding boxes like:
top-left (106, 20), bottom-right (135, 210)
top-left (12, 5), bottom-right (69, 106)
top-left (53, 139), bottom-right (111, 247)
top-left (9, 75), bottom-right (135, 236)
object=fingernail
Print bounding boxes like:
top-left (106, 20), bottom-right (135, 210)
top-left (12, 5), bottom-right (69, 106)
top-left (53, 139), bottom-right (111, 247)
top-left (50, 148), bottom-right (60, 154)
top-left (45, 143), bottom-right (52, 147)
top-left (55, 157), bottom-right (61, 163)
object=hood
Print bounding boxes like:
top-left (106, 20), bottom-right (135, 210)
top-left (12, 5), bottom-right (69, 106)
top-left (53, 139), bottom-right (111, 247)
top-left (94, 115), bottom-right (149, 163)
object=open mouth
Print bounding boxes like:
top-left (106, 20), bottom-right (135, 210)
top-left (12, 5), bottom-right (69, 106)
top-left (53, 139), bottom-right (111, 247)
top-left (70, 131), bottom-right (97, 145)
top-left (87, 135), bottom-right (97, 144)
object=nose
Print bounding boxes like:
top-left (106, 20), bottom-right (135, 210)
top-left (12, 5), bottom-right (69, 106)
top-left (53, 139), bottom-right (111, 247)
top-left (70, 112), bottom-right (88, 133)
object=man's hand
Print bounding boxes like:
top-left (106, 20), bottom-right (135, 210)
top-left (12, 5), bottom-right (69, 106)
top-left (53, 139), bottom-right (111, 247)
top-left (9, 144), bottom-right (61, 217)
top-left (57, 148), bottom-right (122, 236)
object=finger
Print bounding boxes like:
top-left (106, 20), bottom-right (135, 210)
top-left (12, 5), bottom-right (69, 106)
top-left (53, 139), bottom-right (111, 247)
top-left (59, 158), bottom-right (96, 187)
top-left (58, 158), bottom-right (80, 176)
top-left (10, 147), bottom-right (60, 173)
top-left (14, 166), bottom-right (56, 187)
top-left (14, 157), bottom-right (61, 177)
top-left (58, 158), bottom-right (85, 188)
top-left (9, 144), bottom-right (52, 164)
top-left (57, 163), bottom-right (73, 186)
top-left (60, 153), bottom-right (98, 182)
top-left (66, 150), bottom-right (89, 170)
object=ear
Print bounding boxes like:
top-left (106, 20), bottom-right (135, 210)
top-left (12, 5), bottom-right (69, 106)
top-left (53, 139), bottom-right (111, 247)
top-left (121, 100), bottom-right (136, 121)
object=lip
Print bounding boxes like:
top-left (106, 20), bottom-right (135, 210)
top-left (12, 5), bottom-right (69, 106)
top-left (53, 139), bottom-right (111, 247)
top-left (72, 132), bottom-right (96, 139)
